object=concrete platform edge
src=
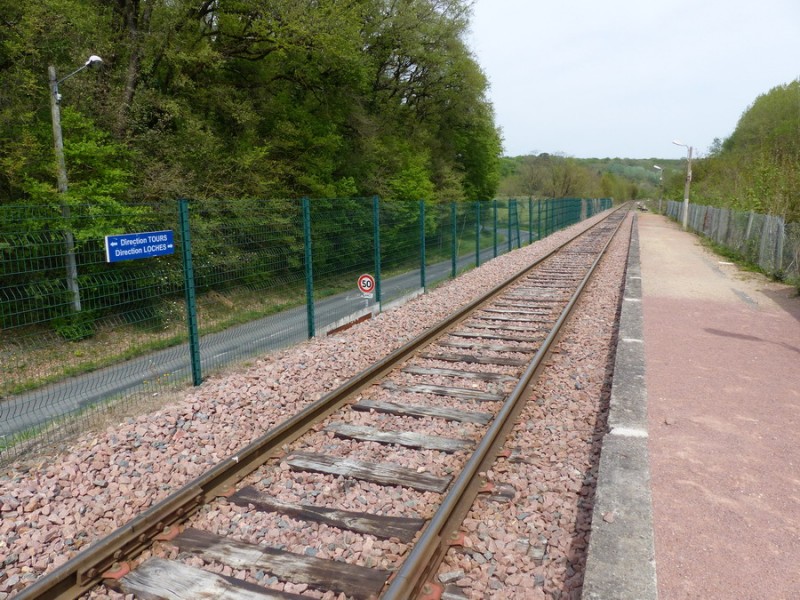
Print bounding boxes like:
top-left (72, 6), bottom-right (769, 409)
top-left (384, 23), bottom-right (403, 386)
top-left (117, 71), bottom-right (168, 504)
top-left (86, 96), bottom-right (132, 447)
top-left (581, 214), bottom-right (657, 599)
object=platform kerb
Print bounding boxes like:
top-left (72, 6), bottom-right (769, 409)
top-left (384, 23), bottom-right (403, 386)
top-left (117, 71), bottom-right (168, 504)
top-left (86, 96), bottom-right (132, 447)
top-left (581, 214), bottom-right (656, 600)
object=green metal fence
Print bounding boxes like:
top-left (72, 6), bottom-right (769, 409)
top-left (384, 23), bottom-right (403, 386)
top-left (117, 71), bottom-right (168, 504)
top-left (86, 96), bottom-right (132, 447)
top-left (0, 196), bottom-right (611, 461)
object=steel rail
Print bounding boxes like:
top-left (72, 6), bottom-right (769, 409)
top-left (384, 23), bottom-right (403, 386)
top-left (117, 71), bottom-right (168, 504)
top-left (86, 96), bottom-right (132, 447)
top-left (381, 210), bottom-right (629, 599)
top-left (15, 205), bottom-right (627, 600)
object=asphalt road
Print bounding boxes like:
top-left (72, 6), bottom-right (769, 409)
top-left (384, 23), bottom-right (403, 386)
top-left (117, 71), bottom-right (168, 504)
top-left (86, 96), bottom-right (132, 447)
top-left (1, 241), bottom-right (525, 438)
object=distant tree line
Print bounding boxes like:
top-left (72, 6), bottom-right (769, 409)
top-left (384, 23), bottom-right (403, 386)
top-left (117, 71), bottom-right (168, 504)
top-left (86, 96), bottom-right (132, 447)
top-left (497, 153), bottom-right (664, 201)
top-left (498, 78), bottom-right (800, 223)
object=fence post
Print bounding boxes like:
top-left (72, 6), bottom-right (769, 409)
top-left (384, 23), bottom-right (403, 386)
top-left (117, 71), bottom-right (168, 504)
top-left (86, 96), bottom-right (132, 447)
top-left (559, 199), bottom-right (564, 229)
top-left (529, 197), bottom-right (533, 244)
top-left (507, 200), bottom-right (513, 253)
top-left (419, 199), bottom-right (426, 291)
top-left (373, 195), bottom-right (382, 307)
top-left (558, 198), bottom-right (563, 229)
top-left (745, 211), bottom-right (755, 241)
top-left (745, 211), bottom-right (756, 262)
top-left (710, 207), bottom-right (718, 239)
top-left (451, 202), bottom-right (457, 278)
top-left (546, 199), bottom-right (552, 236)
top-left (178, 198), bottom-right (202, 386)
top-left (493, 199), bottom-right (498, 258)
top-left (776, 216), bottom-right (785, 273)
top-left (537, 198), bottom-right (542, 240)
top-left (302, 197), bottom-right (315, 339)
top-left (758, 215), bottom-right (772, 271)
top-left (721, 209), bottom-right (731, 245)
top-left (475, 201), bottom-right (481, 267)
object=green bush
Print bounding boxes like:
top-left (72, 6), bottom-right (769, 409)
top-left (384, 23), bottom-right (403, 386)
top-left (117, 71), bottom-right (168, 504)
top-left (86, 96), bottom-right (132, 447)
top-left (53, 311), bottom-right (95, 342)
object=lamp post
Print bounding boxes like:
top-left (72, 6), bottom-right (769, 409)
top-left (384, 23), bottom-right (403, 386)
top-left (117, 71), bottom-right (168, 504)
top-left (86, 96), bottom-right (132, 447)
top-left (653, 165), bottom-right (663, 214)
top-left (672, 139), bottom-right (693, 229)
top-left (48, 55), bottom-right (103, 312)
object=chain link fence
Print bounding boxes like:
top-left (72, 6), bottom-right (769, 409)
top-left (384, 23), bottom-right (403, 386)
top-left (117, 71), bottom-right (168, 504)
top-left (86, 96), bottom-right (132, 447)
top-left (1, 196), bottom-right (611, 462)
top-left (664, 200), bottom-right (798, 279)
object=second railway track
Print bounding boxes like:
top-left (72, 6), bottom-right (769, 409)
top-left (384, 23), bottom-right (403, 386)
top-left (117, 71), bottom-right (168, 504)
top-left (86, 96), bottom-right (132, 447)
top-left (13, 207), bottom-right (629, 600)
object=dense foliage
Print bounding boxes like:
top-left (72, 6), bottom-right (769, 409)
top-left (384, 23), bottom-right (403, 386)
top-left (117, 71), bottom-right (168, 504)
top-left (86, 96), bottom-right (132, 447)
top-left (0, 0), bottom-right (502, 210)
top-left (689, 80), bottom-right (800, 221)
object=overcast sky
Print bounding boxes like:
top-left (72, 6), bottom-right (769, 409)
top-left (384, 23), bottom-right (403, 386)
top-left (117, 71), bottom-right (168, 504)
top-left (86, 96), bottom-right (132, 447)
top-left (467, 0), bottom-right (800, 159)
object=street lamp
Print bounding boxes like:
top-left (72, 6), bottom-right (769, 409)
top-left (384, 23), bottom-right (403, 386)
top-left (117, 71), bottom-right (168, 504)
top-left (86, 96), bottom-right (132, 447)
top-left (672, 139), bottom-right (693, 229)
top-left (48, 55), bottom-right (103, 312)
top-left (653, 165), bottom-right (663, 214)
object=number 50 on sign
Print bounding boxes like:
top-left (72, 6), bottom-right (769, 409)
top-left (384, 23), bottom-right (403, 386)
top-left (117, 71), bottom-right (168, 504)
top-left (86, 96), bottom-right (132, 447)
top-left (357, 274), bottom-right (375, 297)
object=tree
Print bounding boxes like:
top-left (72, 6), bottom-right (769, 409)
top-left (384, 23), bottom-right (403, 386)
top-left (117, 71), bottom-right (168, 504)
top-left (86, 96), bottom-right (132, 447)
top-left (1, 0), bottom-right (500, 208)
top-left (694, 79), bottom-right (800, 219)
top-left (497, 154), bottom-right (656, 201)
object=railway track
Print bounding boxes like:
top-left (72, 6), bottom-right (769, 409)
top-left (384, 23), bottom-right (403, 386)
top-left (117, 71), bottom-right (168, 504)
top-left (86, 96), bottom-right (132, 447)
top-left (16, 207), bottom-right (628, 600)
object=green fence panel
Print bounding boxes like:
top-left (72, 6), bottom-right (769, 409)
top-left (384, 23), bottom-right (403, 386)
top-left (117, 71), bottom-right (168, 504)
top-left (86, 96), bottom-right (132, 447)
top-left (0, 200), bottom-right (189, 459)
top-left (422, 201), bottom-right (459, 291)
top-left (447, 200), bottom-right (481, 276)
top-left (378, 198), bottom-right (421, 306)
top-left (1, 195), bottom-right (608, 462)
top-left (304, 197), bottom-right (376, 333)
top-left (187, 197), bottom-right (306, 376)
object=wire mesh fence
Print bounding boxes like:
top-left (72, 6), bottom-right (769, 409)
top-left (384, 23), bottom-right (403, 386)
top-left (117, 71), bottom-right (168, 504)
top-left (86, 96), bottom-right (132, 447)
top-left (665, 200), bottom-right (798, 279)
top-left (0, 196), bottom-right (611, 462)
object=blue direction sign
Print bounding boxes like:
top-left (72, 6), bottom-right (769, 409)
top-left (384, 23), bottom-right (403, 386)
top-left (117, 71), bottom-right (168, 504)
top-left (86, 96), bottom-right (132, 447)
top-left (105, 230), bottom-right (175, 263)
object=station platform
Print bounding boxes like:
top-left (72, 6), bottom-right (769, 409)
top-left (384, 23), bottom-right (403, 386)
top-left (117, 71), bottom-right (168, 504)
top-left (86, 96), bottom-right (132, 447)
top-left (583, 212), bottom-right (800, 599)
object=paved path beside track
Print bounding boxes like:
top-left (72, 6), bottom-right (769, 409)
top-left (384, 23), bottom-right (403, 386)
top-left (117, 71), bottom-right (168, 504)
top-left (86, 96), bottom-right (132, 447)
top-left (584, 212), bottom-right (800, 599)
top-left (641, 213), bottom-right (800, 599)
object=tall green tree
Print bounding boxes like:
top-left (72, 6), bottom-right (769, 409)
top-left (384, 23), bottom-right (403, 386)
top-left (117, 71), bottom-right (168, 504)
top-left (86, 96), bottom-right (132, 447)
top-left (1, 0), bottom-right (501, 215)
top-left (693, 79), bottom-right (800, 219)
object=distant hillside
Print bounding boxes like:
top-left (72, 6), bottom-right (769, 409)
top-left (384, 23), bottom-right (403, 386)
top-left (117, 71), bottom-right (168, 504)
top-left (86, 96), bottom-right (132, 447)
top-left (498, 154), bottom-right (683, 201)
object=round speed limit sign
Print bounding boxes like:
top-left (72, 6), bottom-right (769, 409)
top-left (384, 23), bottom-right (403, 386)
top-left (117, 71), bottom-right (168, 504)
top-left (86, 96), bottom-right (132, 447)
top-left (357, 273), bottom-right (375, 294)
